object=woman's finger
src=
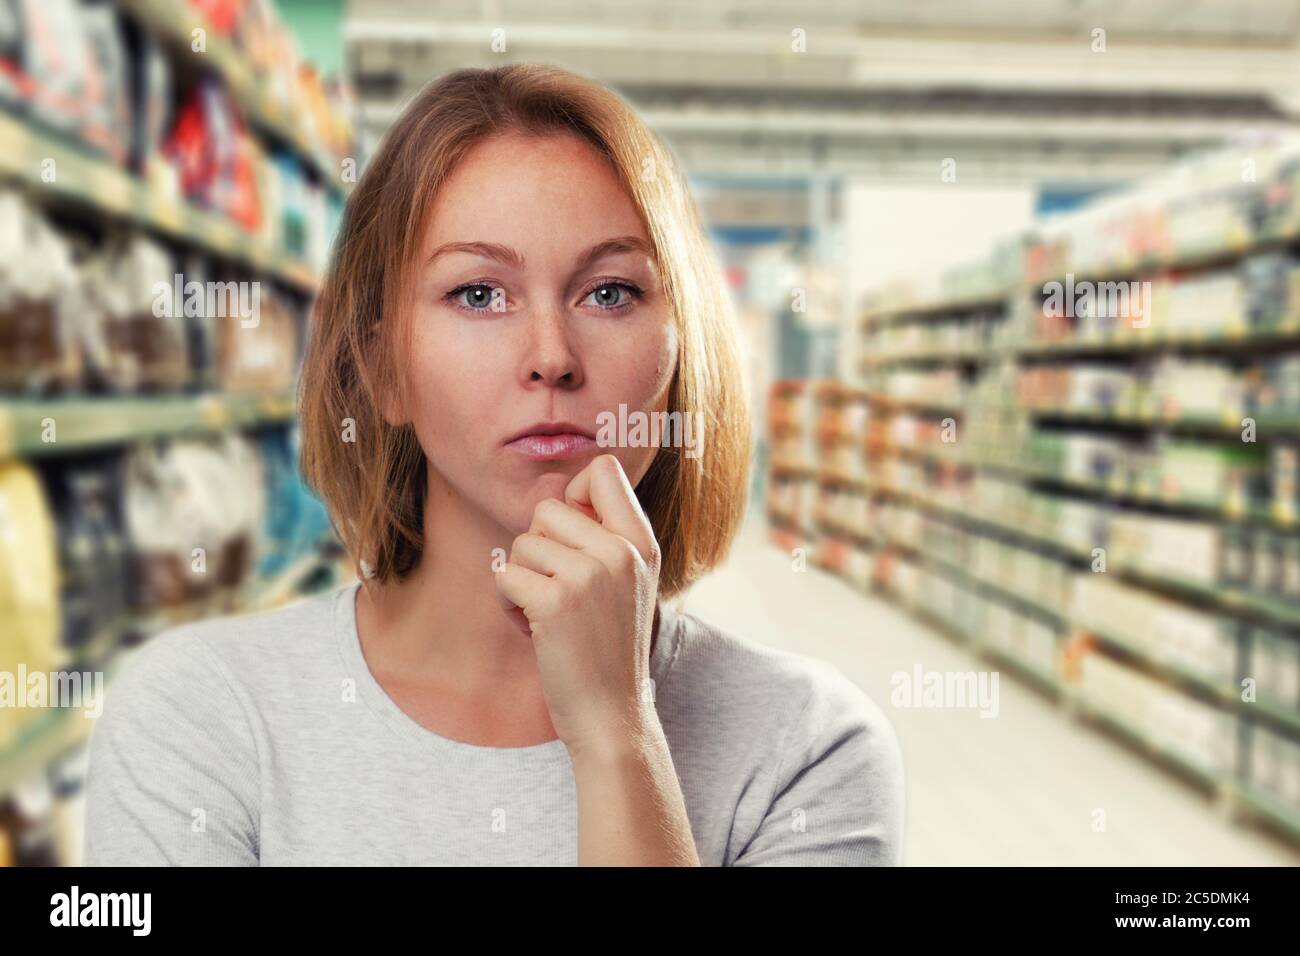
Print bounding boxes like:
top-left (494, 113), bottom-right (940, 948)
top-left (509, 531), bottom-right (586, 578)
top-left (494, 560), bottom-right (555, 613)
top-left (528, 496), bottom-right (606, 551)
top-left (528, 497), bottom-right (641, 576)
top-left (563, 454), bottom-right (656, 562)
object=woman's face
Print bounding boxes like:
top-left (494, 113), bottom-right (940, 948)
top-left (402, 131), bottom-right (678, 535)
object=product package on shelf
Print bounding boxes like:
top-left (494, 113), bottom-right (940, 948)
top-left (1079, 651), bottom-right (1237, 778)
top-left (0, 461), bottom-right (61, 751)
top-left (165, 77), bottom-right (262, 231)
top-left (1246, 720), bottom-right (1300, 812)
top-left (214, 281), bottom-right (301, 394)
top-left (80, 233), bottom-right (189, 392)
top-left (1072, 573), bottom-right (1240, 686)
top-left (128, 30), bottom-right (173, 179)
top-left (77, 0), bottom-right (131, 166)
top-left (0, 775), bottom-right (61, 867)
top-left (5, 1), bottom-right (92, 147)
top-left (39, 456), bottom-right (130, 658)
top-left (122, 433), bottom-right (266, 609)
top-left (0, 191), bottom-right (83, 394)
top-left (255, 425), bottom-right (331, 579)
top-left (1247, 626), bottom-right (1300, 712)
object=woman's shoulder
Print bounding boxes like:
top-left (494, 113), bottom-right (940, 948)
top-left (664, 603), bottom-right (901, 752)
top-left (664, 605), bottom-right (905, 865)
top-left (107, 584), bottom-right (347, 704)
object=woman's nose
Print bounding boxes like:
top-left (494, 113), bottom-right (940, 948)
top-left (522, 306), bottom-right (583, 388)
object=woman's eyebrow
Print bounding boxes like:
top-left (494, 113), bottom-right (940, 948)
top-left (571, 236), bottom-right (656, 274)
top-left (426, 241), bottom-right (524, 268)
top-left (425, 236), bottom-right (656, 271)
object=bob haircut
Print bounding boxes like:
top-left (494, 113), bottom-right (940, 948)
top-left (299, 63), bottom-right (752, 599)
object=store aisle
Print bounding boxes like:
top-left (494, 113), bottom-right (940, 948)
top-left (679, 516), bottom-right (1300, 866)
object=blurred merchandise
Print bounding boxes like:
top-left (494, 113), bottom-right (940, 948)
top-left (0, 461), bottom-right (61, 750)
top-left (164, 78), bottom-right (261, 230)
top-left (781, 136), bottom-right (1300, 837)
top-left (41, 457), bottom-right (130, 653)
top-left (0, 0), bottom-right (352, 866)
top-left (122, 433), bottom-right (264, 608)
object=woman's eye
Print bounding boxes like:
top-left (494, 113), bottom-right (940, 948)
top-left (447, 283), bottom-right (504, 312)
top-left (582, 282), bottom-right (641, 311)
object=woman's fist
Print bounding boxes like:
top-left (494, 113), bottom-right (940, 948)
top-left (493, 454), bottom-right (662, 758)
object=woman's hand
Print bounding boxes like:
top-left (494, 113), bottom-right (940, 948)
top-left (493, 453), bottom-right (662, 761)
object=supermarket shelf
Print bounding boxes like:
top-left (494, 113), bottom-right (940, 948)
top-left (838, 149), bottom-right (1300, 843)
top-left (859, 345), bottom-right (998, 369)
top-left (888, 531), bottom-right (1069, 629)
top-left (866, 439), bottom-right (1298, 532)
top-left (0, 111), bottom-right (320, 291)
top-left (860, 326), bottom-right (1300, 370)
top-left (1028, 227), bottom-right (1293, 290)
top-left (797, 483), bottom-right (1300, 841)
top-left (820, 510), bottom-right (1071, 630)
top-left (1234, 777), bottom-right (1300, 842)
top-left (873, 574), bottom-right (1064, 694)
top-left (820, 471), bottom-right (1300, 633)
top-left (0, 540), bottom-right (339, 798)
top-left (860, 290), bottom-right (1009, 328)
top-left (1029, 405), bottom-right (1300, 438)
top-left (0, 390), bottom-right (297, 461)
top-left (769, 461), bottom-right (817, 480)
top-left (857, 229), bottom-right (1300, 335)
top-left (1016, 324), bottom-right (1300, 360)
top-left (864, 398), bottom-right (1300, 439)
top-left (967, 456), bottom-right (1295, 531)
top-left (813, 476), bottom-right (1300, 736)
top-left (117, 0), bottom-right (348, 198)
top-left (1078, 618), bottom-right (1300, 738)
top-left (817, 520), bottom-right (1285, 811)
top-left (1066, 686), bottom-right (1225, 789)
top-left (863, 393), bottom-right (966, 417)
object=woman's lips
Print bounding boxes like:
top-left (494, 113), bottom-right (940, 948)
top-left (505, 433), bottom-right (598, 461)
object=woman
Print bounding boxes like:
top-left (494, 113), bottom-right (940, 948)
top-left (84, 64), bottom-right (904, 866)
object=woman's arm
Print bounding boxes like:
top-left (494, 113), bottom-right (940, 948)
top-left (495, 454), bottom-right (700, 865)
top-left (569, 707), bottom-right (700, 866)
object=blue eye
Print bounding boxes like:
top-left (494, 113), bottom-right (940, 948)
top-left (447, 283), bottom-right (504, 312)
top-left (582, 281), bottom-right (643, 311)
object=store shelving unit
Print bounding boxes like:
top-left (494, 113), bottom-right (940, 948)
top-left (0, 0), bottom-right (357, 859)
top-left (0, 391), bottom-right (296, 461)
top-left (117, 0), bottom-right (351, 197)
top-left (0, 111), bottom-right (320, 291)
top-left (771, 140), bottom-right (1300, 845)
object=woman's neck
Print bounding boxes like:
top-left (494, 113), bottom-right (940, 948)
top-left (356, 471), bottom-right (659, 694)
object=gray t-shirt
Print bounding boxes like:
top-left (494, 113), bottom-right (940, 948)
top-left (83, 582), bottom-right (904, 866)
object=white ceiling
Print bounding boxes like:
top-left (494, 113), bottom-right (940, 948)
top-left (344, 0), bottom-right (1300, 185)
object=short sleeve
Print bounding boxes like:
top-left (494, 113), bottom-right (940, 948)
top-left (731, 667), bottom-right (905, 866)
top-left (83, 629), bottom-right (261, 866)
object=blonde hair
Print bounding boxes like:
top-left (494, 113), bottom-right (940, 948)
top-left (299, 64), bottom-right (752, 598)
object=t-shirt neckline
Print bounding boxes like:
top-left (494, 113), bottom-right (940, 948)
top-left (333, 581), bottom-right (682, 769)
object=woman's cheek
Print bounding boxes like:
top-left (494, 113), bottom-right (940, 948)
top-left (608, 317), bottom-right (675, 402)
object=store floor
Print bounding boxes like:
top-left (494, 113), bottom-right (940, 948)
top-left (680, 515), bottom-right (1300, 866)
